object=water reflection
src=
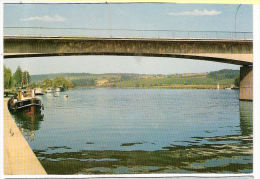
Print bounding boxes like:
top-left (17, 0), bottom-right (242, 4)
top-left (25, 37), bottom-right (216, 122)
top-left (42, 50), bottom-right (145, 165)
top-left (240, 101), bottom-right (253, 136)
top-left (12, 112), bottom-right (43, 141)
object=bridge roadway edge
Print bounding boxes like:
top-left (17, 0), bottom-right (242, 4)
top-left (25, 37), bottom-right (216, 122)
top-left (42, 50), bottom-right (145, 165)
top-left (4, 98), bottom-right (47, 175)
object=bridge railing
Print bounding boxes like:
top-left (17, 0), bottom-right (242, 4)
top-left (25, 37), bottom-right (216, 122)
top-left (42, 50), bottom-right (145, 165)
top-left (4, 27), bottom-right (253, 40)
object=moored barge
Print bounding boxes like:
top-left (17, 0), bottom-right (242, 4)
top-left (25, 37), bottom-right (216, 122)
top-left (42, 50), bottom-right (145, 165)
top-left (8, 89), bottom-right (44, 115)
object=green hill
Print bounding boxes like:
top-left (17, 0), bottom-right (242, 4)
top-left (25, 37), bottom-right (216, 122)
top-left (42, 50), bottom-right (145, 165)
top-left (31, 69), bottom-right (239, 89)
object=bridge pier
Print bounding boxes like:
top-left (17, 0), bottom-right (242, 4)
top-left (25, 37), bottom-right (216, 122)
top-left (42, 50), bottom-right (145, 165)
top-left (240, 66), bottom-right (253, 101)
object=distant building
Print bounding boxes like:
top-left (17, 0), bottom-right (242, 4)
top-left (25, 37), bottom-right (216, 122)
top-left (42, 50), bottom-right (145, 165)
top-left (96, 79), bottom-right (109, 86)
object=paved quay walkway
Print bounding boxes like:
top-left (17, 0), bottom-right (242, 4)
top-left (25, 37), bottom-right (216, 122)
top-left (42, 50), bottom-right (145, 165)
top-left (4, 98), bottom-right (47, 175)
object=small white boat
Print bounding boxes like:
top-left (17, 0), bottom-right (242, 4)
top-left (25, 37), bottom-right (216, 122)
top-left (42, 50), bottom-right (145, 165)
top-left (55, 87), bottom-right (61, 92)
top-left (56, 87), bottom-right (65, 92)
top-left (34, 88), bottom-right (44, 95)
top-left (46, 88), bottom-right (54, 93)
top-left (64, 94), bottom-right (68, 98)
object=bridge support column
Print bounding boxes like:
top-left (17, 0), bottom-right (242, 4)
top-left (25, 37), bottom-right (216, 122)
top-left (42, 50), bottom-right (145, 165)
top-left (240, 66), bottom-right (253, 101)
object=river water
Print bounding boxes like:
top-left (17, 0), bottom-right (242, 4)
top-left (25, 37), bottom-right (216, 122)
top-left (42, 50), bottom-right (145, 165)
top-left (12, 88), bottom-right (253, 174)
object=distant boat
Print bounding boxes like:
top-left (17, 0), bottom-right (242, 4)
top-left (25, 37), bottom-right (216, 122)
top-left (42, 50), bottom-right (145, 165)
top-left (56, 87), bottom-right (64, 92)
top-left (55, 87), bottom-right (61, 92)
top-left (34, 88), bottom-right (44, 95)
top-left (46, 88), bottom-right (54, 93)
top-left (64, 94), bottom-right (68, 98)
top-left (217, 84), bottom-right (220, 90)
top-left (225, 85), bottom-right (234, 90)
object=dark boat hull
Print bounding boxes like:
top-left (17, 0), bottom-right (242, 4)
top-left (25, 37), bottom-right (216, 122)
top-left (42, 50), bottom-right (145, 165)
top-left (35, 93), bottom-right (45, 96)
top-left (8, 97), bottom-right (43, 115)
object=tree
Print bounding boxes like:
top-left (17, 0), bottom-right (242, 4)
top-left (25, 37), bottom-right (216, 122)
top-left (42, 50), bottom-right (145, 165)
top-left (53, 77), bottom-right (66, 87)
top-left (42, 78), bottom-right (53, 88)
top-left (13, 66), bottom-right (22, 87)
top-left (23, 71), bottom-right (31, 85)
top-left (4, 66), bottom-right (12, 89)
top-left (53, 77), bottom-right (74, 89)
top-left (30, 82), bottom-right (37, 88)
top-left (67, 80), bottom-right (74, 89)
top-left (234, 77), bottom-right (240, 87)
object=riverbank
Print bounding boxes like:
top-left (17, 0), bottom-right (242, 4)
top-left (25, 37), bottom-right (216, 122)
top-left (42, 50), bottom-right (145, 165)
top-left (4, 98), bottom-right (47, 175)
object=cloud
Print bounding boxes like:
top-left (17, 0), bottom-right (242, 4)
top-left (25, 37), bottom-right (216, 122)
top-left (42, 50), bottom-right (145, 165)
top-left (20, 15), bottom-right (67, 22)
top-left (168, 9), bottom-right (221, 16)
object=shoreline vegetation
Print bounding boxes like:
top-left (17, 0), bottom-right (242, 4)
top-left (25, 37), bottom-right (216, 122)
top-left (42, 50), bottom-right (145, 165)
top-left (4, 67), bottom-right (240, 92)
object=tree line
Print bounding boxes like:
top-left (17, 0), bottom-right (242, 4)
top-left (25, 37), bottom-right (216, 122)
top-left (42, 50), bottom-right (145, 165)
top-left (5, 67), bottom-right (240, 90)
top-left (4, 66), bottom-right (74, 90)
top-left (4, 66), bottom-right (31, 89)
top-left (32, 77), bottom-right (74, 90)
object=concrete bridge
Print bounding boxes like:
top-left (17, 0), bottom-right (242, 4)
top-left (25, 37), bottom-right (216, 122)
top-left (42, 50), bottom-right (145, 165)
top-left (4, 36), bottom-right (253, 100)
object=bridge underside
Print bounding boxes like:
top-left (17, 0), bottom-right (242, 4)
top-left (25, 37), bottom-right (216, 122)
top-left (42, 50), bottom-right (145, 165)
top-left (4, 52), bottom-right (252, 66)
top-left (4, 37), bottom-right (253, 66)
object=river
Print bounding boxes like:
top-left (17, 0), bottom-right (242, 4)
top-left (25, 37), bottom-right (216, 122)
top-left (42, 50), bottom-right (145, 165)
top-left (12, 88), bottom-right (253, 174)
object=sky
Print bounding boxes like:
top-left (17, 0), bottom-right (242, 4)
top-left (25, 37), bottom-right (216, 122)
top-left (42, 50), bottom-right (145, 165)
top-left (3, 3), bottom-right (253, 75)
